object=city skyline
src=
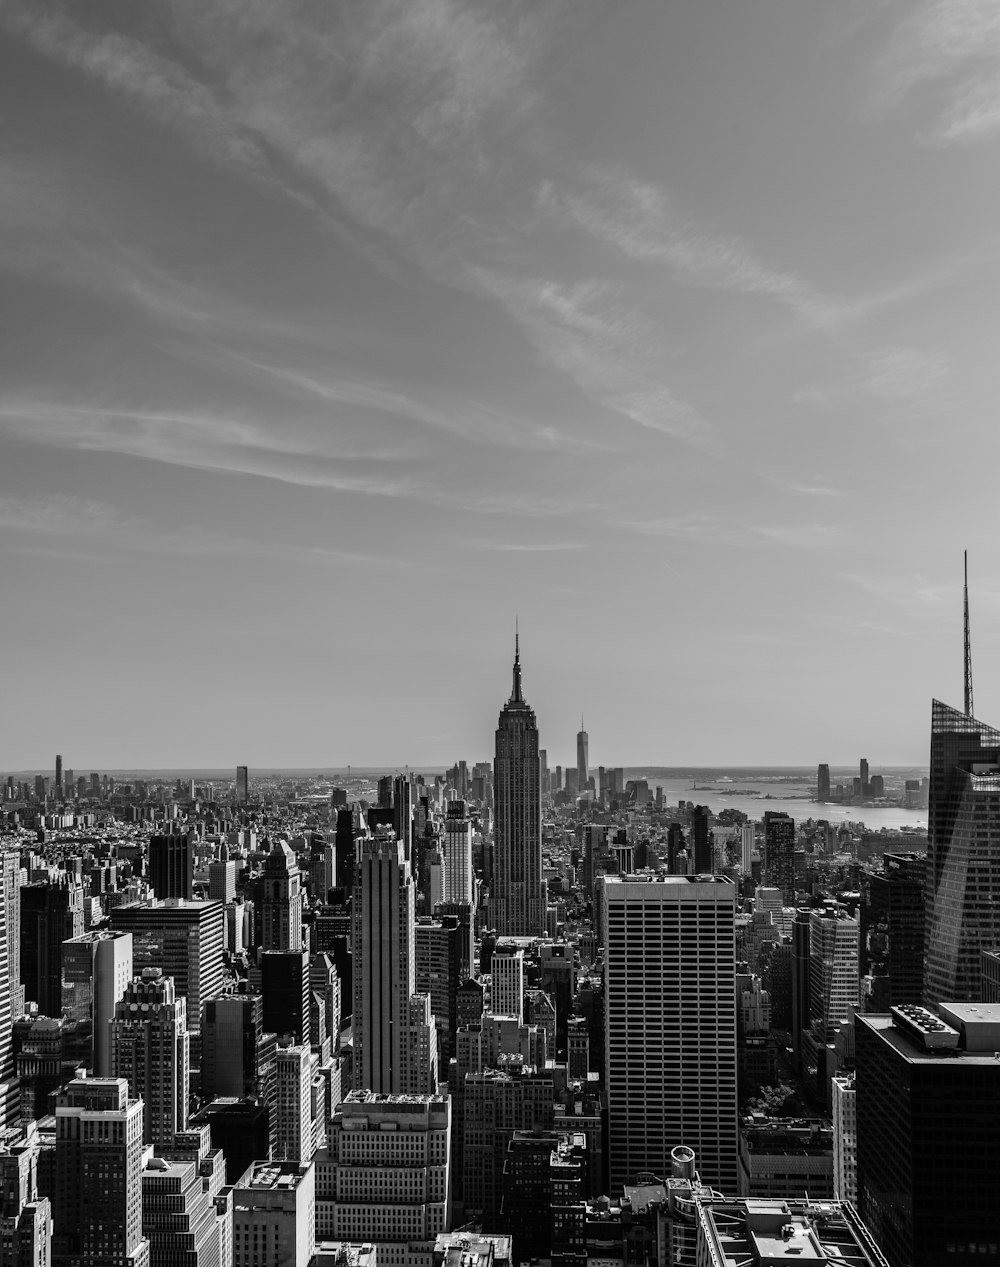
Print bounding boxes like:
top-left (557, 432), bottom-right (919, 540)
top-left (3, 4), bottom-right (1000, 769)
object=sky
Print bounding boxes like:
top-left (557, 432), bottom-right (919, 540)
top-left (1, 0), bottom-right (999, 771)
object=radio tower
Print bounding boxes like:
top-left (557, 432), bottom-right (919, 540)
top-left (964, 550), bottom-right (974, 718)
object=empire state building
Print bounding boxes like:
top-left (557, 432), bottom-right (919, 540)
top-left (492, 635), bottom-right (544, 936)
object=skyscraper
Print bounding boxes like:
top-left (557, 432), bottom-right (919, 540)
top-left (442, 801), bottom-right (473, 906)
top-left (201, 993), bottom-right (276, 1103)
top-left (110, 899), bottom-right (225, 1032)
top-left (492, 635), bottom-right (544, 937)
top-left (924, 699), bottom-right (1000, 1004)
top-left (352, 829), bottom-right (437, 1094)
top-left (0, 851), bottom-right (24, 1082)
top-left (62, 930), bottom-right (134, 1076)
top-left (53, 1077), bottom-right (149, 1267)
top-left (55, 754), bottom-right (63, 794)
top-left (817, 764), bottom-right (830, 803)
top-left (600, 873), bottom-right (737, 1193)
top-left (576, 718), bottom-right (588, 790)
top-left (236, 765), bottom-right (249, 804)
top-left (148, 830), bottom-right (195, 902)
top-left (110, 968), bottom-right (189, 1148)
top-left (21, 878), bottom-right (84, 1016)
top-left (856, 1004), bottom-right (1000, 1267)
top-left (261, 841), bottom-right (303, 952)
top-left (762, 812), bottom-right (795, 903)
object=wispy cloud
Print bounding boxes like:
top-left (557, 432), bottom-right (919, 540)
top-left (0, 493), bottom-right (129, 538)
top-left (795, 344), bottom-right (951, 414)
top-left (874, 0), bottom-right (1000, 142)
top-left (472, 270), bottom-right (713, 445)
top-left (623, 512), bottom-right (841, 550)
top-left (0, 398), bottom-right (593, 517)
top-left (540, 173), bottom-right (848, 329)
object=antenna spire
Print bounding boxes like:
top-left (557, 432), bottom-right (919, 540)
top-left (964, 550), bottom-right (974, 718)
top-left (511, 619), bottom-right (523, 703)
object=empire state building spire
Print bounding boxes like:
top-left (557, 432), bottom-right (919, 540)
top-left (510, 622), bottom-right (523, 703)
top-left (493, 633), bottom-right (544, 936)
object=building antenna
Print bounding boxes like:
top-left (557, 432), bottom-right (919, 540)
top-left (964, 550), bottom-right (974, 718)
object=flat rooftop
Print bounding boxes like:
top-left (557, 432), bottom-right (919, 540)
top-left (238, 1162), bottom-right (308, 1191)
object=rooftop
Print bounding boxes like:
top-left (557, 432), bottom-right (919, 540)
top-left (237, 1161), bottom-right (309, 1191)
top-left (699, 1199), bottom-right (890, 1266)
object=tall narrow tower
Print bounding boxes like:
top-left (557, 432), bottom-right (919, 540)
top-left (576, 716), bottom-right (589, 791)
top-left (352, 829), bottom-right (437, 1093)
top-left (492, 633), bottom-right (544, 937)
top-left (964, 549), bottom-right (974, 718)
top-left (262, 840), bottom-right (303, 951)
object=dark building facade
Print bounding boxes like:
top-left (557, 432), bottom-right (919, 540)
top-left (924, 699), bottom-right (1000, 1004)
top-left (860, 853), bottom-right (925, 1011)
top-left (856, 1004), bottom-right (1000, 1267)
top-left (763, 812), bottom-right (795, 903)
top-left (20, 880), bottom-right (84, 1017)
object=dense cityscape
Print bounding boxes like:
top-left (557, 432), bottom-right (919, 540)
top-left (0, 626), bottom-right (993, 1267)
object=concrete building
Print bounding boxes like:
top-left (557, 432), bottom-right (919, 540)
top-left (0, 1128), bottom-right (52, 1267)
top-left (808, 907), bottom-right (860, 1041)
top-left (600, 874), bottom-right (737, 1193)
top-left (232, 1161), bottom-right (315, 1267)
top-left (110, 969), bottom-right (189, 1148)
top-left (201, 993), bottom-right (277, 1103)
top-left (52, 1077), bottom-right (149, 1267)
top-left (61, 930), bottom-right (133, 1076)
top-left (110, 900), bottom-right (224, 1032)
top-left (856, 1003), bottom-right (1000, 1267)
top-left (0, 852), bottom-right (25, 1082)
top-left (695, 1198), bottom-right (890, 1267)
top-left (141, 1145), bottom-right (222, 1267)
top-left (261, 950), bottom-right (311, 1048)
top-left (737, 1120), bottom-right (833, 1201)
top-left (442, 803), bottom-right (474, 907)
top-left (831, 1073), bottom-right (856, 1207)
top-left (274, 1044), bottom-right (317, 1165)
top-left (489, 945), bottom-right (524, 1019)
top-left (316, 1091), bottom-right (451, 1267)
top-left (261, 841), bottom-right (303, 952)
top-left (352, 831), bottom-right (437, 1095)
top-left (207, 862), bottom-right (236, 905)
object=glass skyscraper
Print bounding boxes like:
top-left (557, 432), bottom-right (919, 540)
top-left (924, 698), bottom-right (1000, 1005)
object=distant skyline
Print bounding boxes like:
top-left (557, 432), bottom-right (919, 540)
top-left (3, 2), bottom-right (999, 768)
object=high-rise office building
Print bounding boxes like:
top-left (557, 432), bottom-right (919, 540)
top-left (817, 763), bottom-right (831, 803)
top-left (236, 765), bottom-right (249, 804)
top-left (232, 1161), bottom-right (315, 1267)
top-left (740, 821), bottom-right (755, 873)
top-left (148, 831), bottom-right (194, 902)
top-left (141, 1135), bottom-right (225, 1267)
top-left (352, 830), bottom-right (437, 1094)
top-left (831, 1072), bottom-right (857, 1207)
top-left (261, 950), bottom-right (311, 1048)
top-left (111, 968), bottom-right (189, 1148)
top-left (0, 852), bottom-right (24, 1082)
top-left (55, 754), bottom-right (63, 793)
top-left (808, 906), bottom-right (860, 1041)
top-left (576, 719), bottom-right (589, 791)
top-left (924, 699), bottom-right (1000, 1004)
top-left (600, 874), bottom-right (737, 1193)
top-left (202, 992), bottom-right (277, 1103)
top-left (492, 636), bottom-right (544, 937)
top-left (274, 1045), bottom-right (317, 1165)
top-left (860, 853), bottom-right (925, 1011)
top-left (762, 812), bottom-right (796, 903)
top-left (691, 805), bottom-right (712, 873)
top-left (110, 900), bottom-right (225, 1032)
top-left (857, 1003), bottom-right (1000, 1267)
top-left (442, 802), bottom-right (473, 906)
top-left (21, 879), bottom-right (84, 1017)
top-left (490, 944), bottom-right (524, 1018)
top-left (859, 757), bottom-right (869, 796)
top-left (392, 776), bottom-right (413, 862)
top-left (334, 808), bottom-right (356, 892)
top-left (315, 1090), bottom-right (451, 1257)
top-left (0, 1134), bottom-right (51, 1267)
top-left (208, 861), bottom-right (237, 904)
top-left (53, 1077), bottom-right (149, 1267)
top-left (262, 841), bottom-right (303, 952)
top-left (62, 930), bottom-right (134, 1076)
